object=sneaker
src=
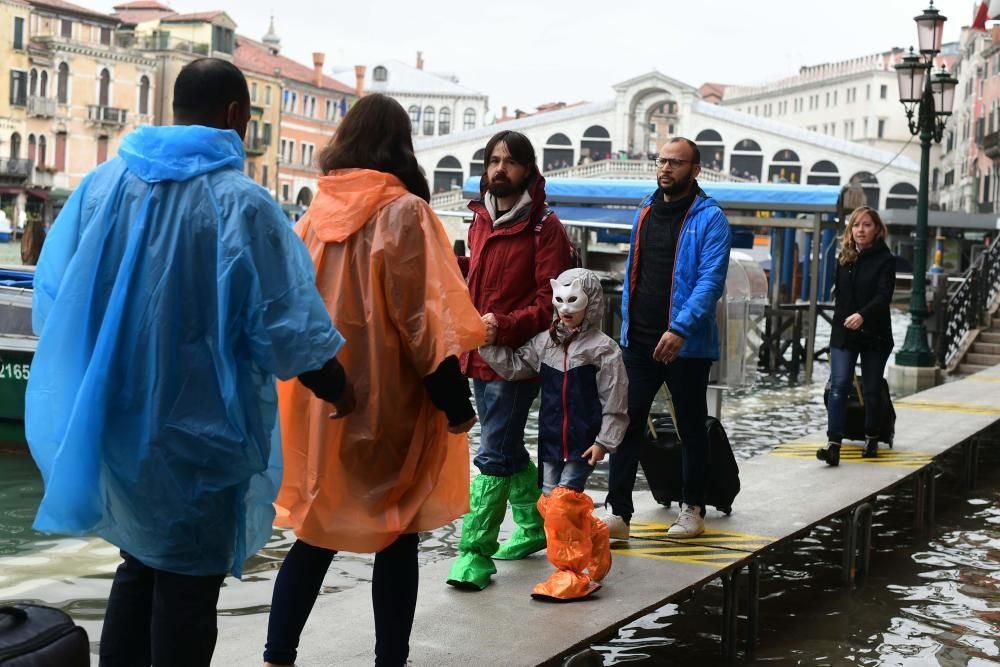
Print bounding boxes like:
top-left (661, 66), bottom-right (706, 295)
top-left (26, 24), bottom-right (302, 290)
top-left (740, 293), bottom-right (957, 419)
top-left (667, 504), bottom-right (705, 538)
top-left (599, 511), bottom-right (630, 541)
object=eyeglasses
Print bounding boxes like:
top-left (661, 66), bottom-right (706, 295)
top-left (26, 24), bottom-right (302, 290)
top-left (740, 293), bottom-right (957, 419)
top-left (651, 157), bottom-right (694, 169)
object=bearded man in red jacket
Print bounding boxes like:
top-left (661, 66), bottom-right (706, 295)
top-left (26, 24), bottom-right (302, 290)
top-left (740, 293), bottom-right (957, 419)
top-left (447, 130), bottom-right (573, 591)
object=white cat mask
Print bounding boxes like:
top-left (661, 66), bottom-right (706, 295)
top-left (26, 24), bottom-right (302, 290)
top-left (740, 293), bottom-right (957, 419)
top-left (550, 277), bottom-right (589, 317)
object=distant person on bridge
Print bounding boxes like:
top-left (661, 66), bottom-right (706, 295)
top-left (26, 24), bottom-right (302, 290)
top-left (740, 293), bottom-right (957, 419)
top-left (479, 268), bottom-right (628, 601)
top-left (603, 137), bottom-right (732, 540)
top-left (818, 206), bottom-right (895, 465)
top-left (262, 94), bottom-right (483, 667)
top-left (25, 58), bottom-right (354, 667)
top-left (446, 130), bottom-right (574, 591)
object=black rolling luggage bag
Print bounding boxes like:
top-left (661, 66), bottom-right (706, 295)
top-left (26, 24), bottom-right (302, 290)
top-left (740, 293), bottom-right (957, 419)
top-left (639, 412), bottom-right (740, 515)
top-left (0, 604), bottom-right (89, 666)
top-left (823, 375), bottom-right (895, 446)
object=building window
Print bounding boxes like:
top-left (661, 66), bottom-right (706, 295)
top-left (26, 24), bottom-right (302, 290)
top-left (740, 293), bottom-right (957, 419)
top-left (36, 135), bottom-right (46, 168)
top-left (265, 85), bottom-right (271, 105)
top-left (879, 84), bottom-right (887, 100)
top-left (39, 70), bottom-right (48, 97)
top-left (463, 107), bottom-right (475, 130)
top-left (9, 132), bottom-right (20, 159)
top-left (866, 84), bottom-right (871, 100)
top-left (57, 63), bottom-right (69, 103)
top-left (13, 16), bottom-right (24, 49)
top-left (99, 68), bottom-right (110, 107)
top-left (309, 96), bottom-right (316, 118)
top-left (247, 161), bottom-right (255, 179)
top-left (326, 99), bottom-right (333, 120)
top-left (438, 107), bottom-right (451, 135)
top-left (251, 82), bottom-right (257, 102)
top-left (408, 105), bottom-right (419, 133)
top-left (100, 27), bottom-right (111, 45)
top-left (212, 25), bottom-right (234, 54)
top-left (877, 118), bottom-right (886, 138)
top-left (263, 122), bottom-right (272, 145)
top-left (55, 132), bottom-right (66, 171)
top-left (138, 75), bottom-right (149, 115)
top-left (301, 144), bottom-right (307, 165)
top-left (373, 65), bottom-right (387, 82)
top-left (60, 19), bottom-right (72, 38)
top-left (27, 134), bottom-right (35, 164)
top-left (422, 106), bottom-right (435, 136)
top-left (9, 70), bottom-right (27, 106)
top-left (29, 68), bottom-right (36, 96)
top-left (97, 135), bottom-right (108, 164)
top-left (282, 183), bottom-right (290, 201)
top-left (261, 165), bottom-right (268, 188)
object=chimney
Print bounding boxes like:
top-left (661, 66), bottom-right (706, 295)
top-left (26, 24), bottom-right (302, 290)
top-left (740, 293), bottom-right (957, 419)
top-left (312, 52), bottom-right (325, 87)
top-left (354, 65), bottom-right (366, 97)
top-left (416, 51), bottom-right (424, 70)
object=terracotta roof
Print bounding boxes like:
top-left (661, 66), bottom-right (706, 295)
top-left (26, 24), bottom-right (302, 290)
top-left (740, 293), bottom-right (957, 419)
top-left (160, 10), bottom-right (226, 22)
top-left (112, 0), bottom-right (172, 9)
top-left (27, 0), bottom-right (119, 21)
top-left (234, 35), bottom-right (356, 95)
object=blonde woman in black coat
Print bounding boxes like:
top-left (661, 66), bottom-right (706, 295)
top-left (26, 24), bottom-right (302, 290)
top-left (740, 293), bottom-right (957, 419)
top-left (818, 207), bottom-right (895, 465)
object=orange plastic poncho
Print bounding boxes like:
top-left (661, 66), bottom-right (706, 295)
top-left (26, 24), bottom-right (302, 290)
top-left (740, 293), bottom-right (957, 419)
top-left (275, 169), bottom-right (485, 553)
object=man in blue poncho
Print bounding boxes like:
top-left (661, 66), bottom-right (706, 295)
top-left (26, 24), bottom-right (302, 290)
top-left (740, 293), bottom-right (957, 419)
top-left (26, 58), bottom-right (354, 667)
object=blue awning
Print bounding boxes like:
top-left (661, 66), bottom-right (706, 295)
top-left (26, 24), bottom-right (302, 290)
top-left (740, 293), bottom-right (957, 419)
top-left (463, 177), bottom-right (840, 213)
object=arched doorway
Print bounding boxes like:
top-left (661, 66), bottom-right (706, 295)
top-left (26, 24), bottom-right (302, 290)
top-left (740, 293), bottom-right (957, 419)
top-left (768, 149), bottom-right (802, 184)
top-left (849, 171), bottom-right (881, 208)
top-left (731, 139), bottom-right (763, 182)
top-left (433, 155), bottom-right (463, 194)
top-left (99, 68), bottom-right (110, 107)
top-left (646, 100), bottom-right (678, 154)
top-left (581, 125), bottom-right (611, 162)
top-left (807, 160), bottom-right (840, 186)
top-left (695, 129), bottom-right (725, 172)
top-left (886, 182), bottom-right (918, 209)
top-left (543, 133), bottom-right (573, 172)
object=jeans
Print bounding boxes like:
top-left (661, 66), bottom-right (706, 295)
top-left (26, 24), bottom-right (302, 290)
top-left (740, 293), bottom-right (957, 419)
top-left (542, 459), bottom-right (593, 494)
top-left (605, 346), bottom-right (712, 522)
top-left (472, 378), bottom-right (539, 476)
top-left (827, 345), bottom-right (890, 442)
top-left (264, 534), bottom-right (419, 667)
top-left (98, 551), bottom-right (225, 667)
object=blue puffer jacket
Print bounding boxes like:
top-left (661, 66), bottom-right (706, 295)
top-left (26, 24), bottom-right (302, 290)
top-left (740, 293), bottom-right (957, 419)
top-left (620, 185), bottom-right (731, 359)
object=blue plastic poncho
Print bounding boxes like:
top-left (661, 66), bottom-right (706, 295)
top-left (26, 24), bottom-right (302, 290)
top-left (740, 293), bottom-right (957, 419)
top-left (26, 125), bottom-right (345, 577)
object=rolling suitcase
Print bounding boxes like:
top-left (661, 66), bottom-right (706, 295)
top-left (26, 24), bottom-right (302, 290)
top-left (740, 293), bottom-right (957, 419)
top-left (639, 411), bottom-right (740, 515)
top-left (823, 375), bottom-right (895, 446)
top-left (0, 604), bottom-right (89, 666)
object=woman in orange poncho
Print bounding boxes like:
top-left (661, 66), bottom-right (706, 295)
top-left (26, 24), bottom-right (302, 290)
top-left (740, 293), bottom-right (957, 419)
top-left (262, 94), bottom-right (485, 667)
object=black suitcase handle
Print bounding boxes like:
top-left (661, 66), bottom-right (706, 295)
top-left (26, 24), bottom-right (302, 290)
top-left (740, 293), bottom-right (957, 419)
top-left (0, 606), bottom-right (28, 625)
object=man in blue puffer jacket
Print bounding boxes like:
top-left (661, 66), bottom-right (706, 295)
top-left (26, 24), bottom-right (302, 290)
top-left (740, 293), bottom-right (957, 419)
top-left (601, 137), bottom-right (731, 540)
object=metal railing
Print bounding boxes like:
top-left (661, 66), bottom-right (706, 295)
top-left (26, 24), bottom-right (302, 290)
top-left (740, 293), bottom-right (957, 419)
top-left (939, 239), bottom-right (1000, 368)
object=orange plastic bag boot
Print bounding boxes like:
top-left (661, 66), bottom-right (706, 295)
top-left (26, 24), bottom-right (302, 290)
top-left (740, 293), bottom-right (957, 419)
top-left (588, 508), bottom-right (611, 582)
top-left (531, 487), bottom-right (600, 601)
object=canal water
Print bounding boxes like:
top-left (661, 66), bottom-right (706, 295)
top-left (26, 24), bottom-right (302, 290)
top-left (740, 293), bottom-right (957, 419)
top-left (0, 311), bottom-right (997, 664)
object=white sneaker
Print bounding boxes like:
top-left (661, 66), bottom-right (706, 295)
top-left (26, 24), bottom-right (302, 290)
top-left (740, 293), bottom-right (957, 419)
top-left (667, 504), bottom-right (705, 538)
top-left (599, 511), bottom-right (630, 541)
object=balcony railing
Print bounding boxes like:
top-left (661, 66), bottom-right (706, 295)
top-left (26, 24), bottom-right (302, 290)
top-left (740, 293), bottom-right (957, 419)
top-left (984, 131), bottom-right (1000, 159)
top-left (0, 159), bottom-right (31, 181)
top-left (135, 33), bottom-right (209, 55)
top-left (245, 137), bottom-right (267, 156)
top-left (27, 96), bottom-right (56, 118)
top-left (29, 168), bottom-right (54, 188)
top-left (87, 105), bottom-right (128, 127)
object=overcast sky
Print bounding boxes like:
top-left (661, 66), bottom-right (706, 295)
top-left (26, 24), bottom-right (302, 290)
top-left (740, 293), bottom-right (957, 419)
top-left (96, 0), bottom-right (980, 114)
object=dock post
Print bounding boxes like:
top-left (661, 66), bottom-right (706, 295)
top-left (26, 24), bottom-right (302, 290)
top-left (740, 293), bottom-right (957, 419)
top-left (745, 557), bottom-right (761, 653)
top-left (841, 513), bottom-right (855, 585)
top-left (962, 439), bottom-right (980, 492)
top-left (853, 503), bottom-right (874, 579)
top-left (721, 568), bottom-right (740, 660)
top-left (913, 470), bottom-right (926, 529)
top-left (927, 463), bottom-right (938, 527)
top-left (842, 502), bottom-right (874, 584)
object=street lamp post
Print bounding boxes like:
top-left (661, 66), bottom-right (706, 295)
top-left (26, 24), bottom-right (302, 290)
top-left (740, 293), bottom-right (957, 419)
top-left (894, 2), bottom-right (958, 368)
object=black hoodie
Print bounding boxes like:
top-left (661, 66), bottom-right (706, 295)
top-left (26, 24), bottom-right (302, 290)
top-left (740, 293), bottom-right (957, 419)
top-left (830, 240), bottom-right (896, 353)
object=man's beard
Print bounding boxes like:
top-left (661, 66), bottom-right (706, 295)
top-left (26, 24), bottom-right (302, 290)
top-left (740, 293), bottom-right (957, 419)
top-left (660, 173), bottom-right (694, 197)
top-left (488, 176), bottom-right (522, 199)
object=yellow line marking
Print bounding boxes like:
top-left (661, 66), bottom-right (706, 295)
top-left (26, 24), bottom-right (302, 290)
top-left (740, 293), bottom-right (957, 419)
top-left (610, 544), bottom-right (748, 568)
top-left (968, 375), bottom-right (1000, 382)
top-left (627, 525), bottom-right (776, 543)
top-left (895, 399), bottom-right (1000, 416)
top-left (768, 442), bottom-right (932, 468)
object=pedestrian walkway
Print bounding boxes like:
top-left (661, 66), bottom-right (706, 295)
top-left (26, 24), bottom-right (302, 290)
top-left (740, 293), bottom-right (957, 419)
top-left (213, 364), bottom-right (1000, 666)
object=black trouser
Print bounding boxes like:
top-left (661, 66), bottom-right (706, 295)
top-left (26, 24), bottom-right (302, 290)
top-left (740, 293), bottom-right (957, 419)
top-left (263, 533), bottom-right (419, 666)
top-left (98, 551), bottom-right (226, 667)
top-left (605, 346), bottom-right (713, 522)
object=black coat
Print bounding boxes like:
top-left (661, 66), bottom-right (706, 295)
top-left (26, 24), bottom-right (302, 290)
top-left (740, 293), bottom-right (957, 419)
top-left (830, 240), bottom-right (896, 353)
